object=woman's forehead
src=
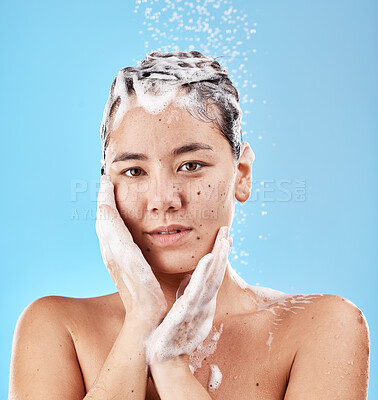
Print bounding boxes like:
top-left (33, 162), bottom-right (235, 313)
top-left (115, 103), bottom-right (204, 127)
top-left (111, 105), bottom-right (225, 147)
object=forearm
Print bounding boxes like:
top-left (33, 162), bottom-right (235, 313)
top-left (150, 355), bottom-right (212, 400)
top-left (84, 318), bottom-right (152, 400)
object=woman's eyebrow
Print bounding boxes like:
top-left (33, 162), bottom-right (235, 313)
top-left (112, 142), bottom-right (213, 164)
top-left (172, 142), bottom-right (213, 156)
top-left (112, 152), bottom-right (148, 163)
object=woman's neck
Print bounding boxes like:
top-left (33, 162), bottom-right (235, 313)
top-left (153, 262), bottom-right (258, 321)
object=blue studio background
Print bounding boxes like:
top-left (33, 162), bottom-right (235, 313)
top-left (0, 0), bottom-right (377, 398)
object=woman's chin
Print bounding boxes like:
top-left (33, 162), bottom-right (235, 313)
top-left (146, 254), bottom-right (199, 276)
top-left (153, 265), bottom-right (196, 277)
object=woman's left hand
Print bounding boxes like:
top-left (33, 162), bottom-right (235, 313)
top-left (146, 226), bottom-right (232, 367)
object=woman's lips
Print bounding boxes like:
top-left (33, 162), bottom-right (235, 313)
top-left (147, 229), bottom-right (192, 247)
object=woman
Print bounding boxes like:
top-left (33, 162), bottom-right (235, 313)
top-left (9, 51), bottom-right (370, 399)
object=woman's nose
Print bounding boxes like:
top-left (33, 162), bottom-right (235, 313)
top-left (146, 176), bottom-right (183, 213)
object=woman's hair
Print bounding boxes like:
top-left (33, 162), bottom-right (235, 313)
top-left (100, 50), bottom-right (243, 175)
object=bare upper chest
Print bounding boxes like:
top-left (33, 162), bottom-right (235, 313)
top-left (72, 305), bottom-right (296, 400)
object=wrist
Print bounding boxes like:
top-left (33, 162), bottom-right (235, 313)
top-left (125, 310), bottom-right (160, 327)
top-left (150, 354), bottom-right (190, 376)
top-left (122, 315), bottom-right (158, 342)
top-left (150, 355), bottom-right (212, 399)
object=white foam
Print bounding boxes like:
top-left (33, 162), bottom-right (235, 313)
top-left (189, 323), bottom-right (224, 372)
top-left (266, 331), bottom-right (274, 349)
top-left (228, 264), bottom-right (289, 310)
top-left (228, 263), bottom-right (326, 356)
top-left (103, 52), bottom-right (229, 132)
top-left (100, 50), bottom-right (242, 172)
top-left (132, 72), bottom-right (179, 116)
top-left (208, 364), bottom-right (222, 392)
top-left (111, 70), bottom-right (132, 132)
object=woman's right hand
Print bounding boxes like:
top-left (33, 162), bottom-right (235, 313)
top-left (95, 175), bottom-right (168, 328)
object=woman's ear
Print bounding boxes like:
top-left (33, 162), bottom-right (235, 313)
top-left (234, 142), bottom-right (255, 203)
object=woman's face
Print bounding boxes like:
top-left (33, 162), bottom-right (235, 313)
top-left (105, 103), bottom-right (248, 275)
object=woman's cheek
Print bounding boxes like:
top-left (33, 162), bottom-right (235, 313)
top-left (192, 185), bottom-right (214, 222)
top-left (113, 185), bottom-right (144, 226)
top-left (193, 180), bottom-right (230, 222)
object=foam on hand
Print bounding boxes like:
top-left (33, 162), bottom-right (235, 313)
top-left (146, 228), bottom-right (230, 365)
top-left (96, 175), bottom-right (168, 320)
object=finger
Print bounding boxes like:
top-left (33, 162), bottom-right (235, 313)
top-left (203, 232), bottom-right (230, 289)
top-left (97, 204), bottom-right (134, 246)
top-left (99, 239), bottom-right (135, 309)
top-left (188, 253), bottom-right (214, 287)
top-left (191, 238), bottom-right (229, 304)
top-left (98, 238), bottom-right (110, 268)
top-left (97, 204), bottom-right (161, 286)
top-left (179, 253), bottom-right (214, 301)
top-left (97, 175), bottom-right (117, 209)
top-left (176, 274), bottom-right (192, 300)
top-left (96, 204), bottom-right (141, 277)
top-left (180, 226), bottom-right (229, 294)
top-left (207, 238), bottom-right (229, 291)
top-left (179, 227), bottom-right (229, 301)
top-left (211, 226), bottom-right (229, 257)
top-left (98, 226), bottom-right (158, 309)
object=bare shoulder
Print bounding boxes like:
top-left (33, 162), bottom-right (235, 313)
top-left (9, 293), bottom-right (123, 400)
top-left (9, 295), bottom-right (84, 399)
top-left (13, 295), bottom-right (79, 340)
top-left (258, 290), bottom-right (370, 355)
top-left (302, 293), bottom-right (369, 330)
top-left (16, 294), bottom-right (83, 322)
top-left (252, 286), bottom-right (369, 333)
top-left (273, 292), bottom-right (370, 341)
top-left (293, 293), bottom-right (370, 363)
top-left (14, 293), bottom-right (123, 329)
top-left (270, 293), bottom-right (370, 400)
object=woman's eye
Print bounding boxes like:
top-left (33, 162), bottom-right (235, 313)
top-left (122, 162), bottom-right (205, 177)
top-left (123, 168), bottom-right (144, 177)
top-left (179, 162), bottom-right (204, 172)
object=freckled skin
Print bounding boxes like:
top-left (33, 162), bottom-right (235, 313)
top-left (105, 104), bottom-right (242, 276)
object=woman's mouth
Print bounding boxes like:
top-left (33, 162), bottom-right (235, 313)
top-left (147, 229), bottom-right (192, 247)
